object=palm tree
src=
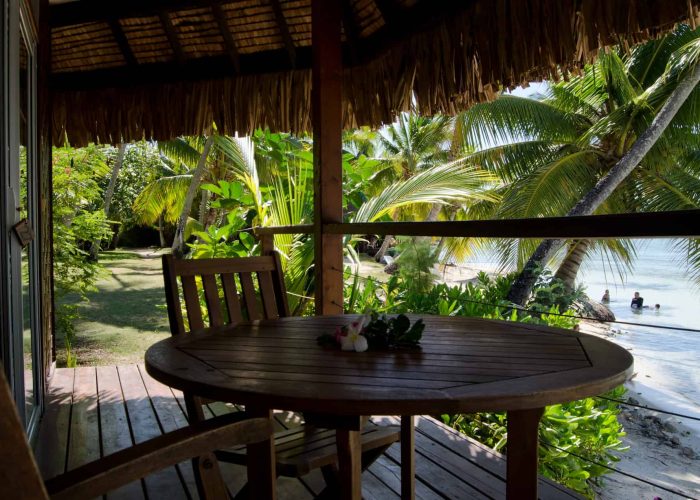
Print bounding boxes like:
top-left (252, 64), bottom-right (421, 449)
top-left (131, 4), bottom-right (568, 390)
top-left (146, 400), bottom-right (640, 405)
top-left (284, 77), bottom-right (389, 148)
top-left (455, 25), bottom-right (700, 305)
top-left (170, 136), bottom-right (215, 256)
top-left (373, 112), bottom-right (453, 261)
top-left (89, 142), bottom-right (126, 260)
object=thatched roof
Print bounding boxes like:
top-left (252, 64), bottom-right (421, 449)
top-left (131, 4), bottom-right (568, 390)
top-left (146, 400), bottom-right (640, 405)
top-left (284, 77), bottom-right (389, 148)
top-left (50, 0), bottom-right (700, 145)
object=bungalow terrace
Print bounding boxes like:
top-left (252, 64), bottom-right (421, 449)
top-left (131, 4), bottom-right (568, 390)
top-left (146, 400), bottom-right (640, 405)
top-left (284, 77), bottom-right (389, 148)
top-left (1, 1), bottom-right (699, 499)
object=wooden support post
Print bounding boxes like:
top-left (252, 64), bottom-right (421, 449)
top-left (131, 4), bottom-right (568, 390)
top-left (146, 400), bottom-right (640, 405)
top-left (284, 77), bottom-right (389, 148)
top-left (506, 407), bottom-right (544, 500)
top-left (400, 415), bottom-right (415, 500)
top-left (260, 233), bottom-right (274, 255)
top-left (246, 405), bottom-right (276, 500)
top-left (311, 0), bottom-right (344, 315)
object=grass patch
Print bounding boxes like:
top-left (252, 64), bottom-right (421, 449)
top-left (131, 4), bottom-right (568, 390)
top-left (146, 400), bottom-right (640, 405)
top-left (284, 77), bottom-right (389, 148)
top-left (55, 249), bottom-right (170, 366)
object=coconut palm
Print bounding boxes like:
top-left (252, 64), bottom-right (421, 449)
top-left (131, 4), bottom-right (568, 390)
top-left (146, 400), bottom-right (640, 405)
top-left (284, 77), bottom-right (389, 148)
top-left (372, 112), bottom-right (453, 261)
top-left (455, 25), bottom-right (700, 304)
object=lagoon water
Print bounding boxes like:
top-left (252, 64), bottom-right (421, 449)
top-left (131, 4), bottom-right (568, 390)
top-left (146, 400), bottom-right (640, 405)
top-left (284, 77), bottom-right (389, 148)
top-left (463, 239), bottom-right (700, 427)
top-left (578, 239), bottom-right (700, 429)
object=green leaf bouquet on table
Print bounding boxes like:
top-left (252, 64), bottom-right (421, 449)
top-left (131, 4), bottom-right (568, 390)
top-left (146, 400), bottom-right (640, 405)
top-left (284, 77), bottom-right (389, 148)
top-left (318, 312), bottom-right (425, 352)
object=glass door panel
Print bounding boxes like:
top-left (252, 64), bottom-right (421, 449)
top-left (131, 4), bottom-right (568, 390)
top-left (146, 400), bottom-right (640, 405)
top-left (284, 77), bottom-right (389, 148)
top-left (12, 1), bottom-right (41, 433)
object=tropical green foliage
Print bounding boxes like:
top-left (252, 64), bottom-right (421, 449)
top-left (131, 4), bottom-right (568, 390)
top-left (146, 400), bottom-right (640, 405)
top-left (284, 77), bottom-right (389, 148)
top-left (98, 142), bottom-right (165, 239)
top-left (52, 146), bottom-right (114, 365)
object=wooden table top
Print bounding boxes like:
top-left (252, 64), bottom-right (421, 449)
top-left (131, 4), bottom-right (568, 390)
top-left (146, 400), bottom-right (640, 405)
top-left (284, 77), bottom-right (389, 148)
top-left (145, 315), bottom-right (633, 415)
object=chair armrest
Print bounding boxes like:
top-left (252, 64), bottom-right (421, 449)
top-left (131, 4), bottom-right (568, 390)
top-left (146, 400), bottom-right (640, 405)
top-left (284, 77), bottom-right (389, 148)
top-left (45, 412), bottom-right (273, 500)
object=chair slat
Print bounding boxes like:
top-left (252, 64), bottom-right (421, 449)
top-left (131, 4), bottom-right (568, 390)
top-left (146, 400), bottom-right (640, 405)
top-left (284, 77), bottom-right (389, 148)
top-left (201, 275), bottom-right (223, 327)
top-left (221, 273), bottom-right (243, 325)
top-left (257, 271), bottom-right (279, 319)
top-left (162, 255), bottom-right (186, 335)
top-left (181, 275), bottom-right (205, 331)
top-left (271, 252), bottom-right (290, 316)
top-left (239, 272), bottom-right (261, 321)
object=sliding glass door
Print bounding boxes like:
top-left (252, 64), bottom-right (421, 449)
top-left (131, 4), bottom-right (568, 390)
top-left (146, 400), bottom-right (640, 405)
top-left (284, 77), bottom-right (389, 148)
top-left (1, 0), bottom-right (43, 437)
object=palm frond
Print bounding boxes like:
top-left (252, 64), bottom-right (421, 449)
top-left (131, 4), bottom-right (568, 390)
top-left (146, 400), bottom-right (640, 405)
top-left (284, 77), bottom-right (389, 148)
top-left (671, 238), bottom-right (700, 287)
top-left (157, 137), bottom-right (205, 169)
top-left (353, 161), bottom-right (498, 223)
top-left (132, 174), bottom-right (193, 225)
top-left (458, 95), bottom-right (588, 149)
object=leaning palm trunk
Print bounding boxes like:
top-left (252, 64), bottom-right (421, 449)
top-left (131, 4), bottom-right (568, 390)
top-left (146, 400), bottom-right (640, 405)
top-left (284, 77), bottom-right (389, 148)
top-left (507, 61), bottom-right (700, 306)
top-left (90, 143), bottom-right (126, 260)
top-left (553, 239), bottom-right (591, 293)
top-left (172, 136), bottom-right (214, 257)
top-left (374, 235), bottom-right (393, 263)
top-left (158, 215), bottom-right (166, 247)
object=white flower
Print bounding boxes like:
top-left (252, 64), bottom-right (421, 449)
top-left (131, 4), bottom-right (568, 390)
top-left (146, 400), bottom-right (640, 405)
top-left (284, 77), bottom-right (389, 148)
top-left (353, 334), bottom-right (368, 352)
top-left (341, 334), bottom-right (356, 351)
top-left (341, 331), bottom-right (369, 352)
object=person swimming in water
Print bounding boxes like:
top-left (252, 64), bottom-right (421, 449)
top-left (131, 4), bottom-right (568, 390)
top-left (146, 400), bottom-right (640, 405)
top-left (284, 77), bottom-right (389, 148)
top-left (602, 289), bottom-right (610, 302)
top-left (631, 291), bottom-right (644, 308)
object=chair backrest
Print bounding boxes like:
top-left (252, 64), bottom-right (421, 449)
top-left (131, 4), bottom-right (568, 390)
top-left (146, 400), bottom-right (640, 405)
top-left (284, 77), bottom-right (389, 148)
top-left (0, 367), bottom-right (49, 499)
top-left (162, 253), bottom-right (289, 336)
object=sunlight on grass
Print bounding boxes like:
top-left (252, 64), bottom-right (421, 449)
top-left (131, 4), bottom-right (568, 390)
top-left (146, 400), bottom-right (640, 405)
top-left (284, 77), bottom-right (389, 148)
top-left (55, 249), bottom-right (170, 366)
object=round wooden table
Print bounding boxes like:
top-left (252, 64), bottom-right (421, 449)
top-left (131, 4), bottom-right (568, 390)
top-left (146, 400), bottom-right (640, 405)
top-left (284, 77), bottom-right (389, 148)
top-left (145, 314), bottom-right (633, 500)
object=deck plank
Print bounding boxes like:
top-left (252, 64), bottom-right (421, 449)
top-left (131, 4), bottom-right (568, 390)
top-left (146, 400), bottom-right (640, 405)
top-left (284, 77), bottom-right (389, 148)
top-left (35, 367), bottom-right (74, 479)
top-left (137, 365), bottom-right (201, 499)
top-left (96, 366), bottom-right (145, 500)
top-left (67, 367), bottom-right (100, 471)
top-left (36, 367), bottom-right (583, 500)
top-left (117, 365), bottom-right (188, 499)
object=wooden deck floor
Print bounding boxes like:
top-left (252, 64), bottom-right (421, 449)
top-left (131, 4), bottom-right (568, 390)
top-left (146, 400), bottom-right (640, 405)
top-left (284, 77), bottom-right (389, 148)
top-left (34, 366), bottom-right (581, 499)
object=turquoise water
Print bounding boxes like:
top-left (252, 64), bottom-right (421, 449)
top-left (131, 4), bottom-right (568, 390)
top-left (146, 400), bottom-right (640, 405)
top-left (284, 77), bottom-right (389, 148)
top-left (579, 239), bottom-right (700, 421)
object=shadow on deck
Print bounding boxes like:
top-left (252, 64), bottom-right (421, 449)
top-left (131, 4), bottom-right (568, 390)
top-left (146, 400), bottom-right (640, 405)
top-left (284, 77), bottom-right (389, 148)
top-left (34, 366), bottom-right (582, 499)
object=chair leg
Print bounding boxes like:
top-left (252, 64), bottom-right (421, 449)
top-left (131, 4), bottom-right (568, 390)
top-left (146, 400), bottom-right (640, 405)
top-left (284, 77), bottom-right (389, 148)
top-left (184, 394), bottom-right (230, 499)
top-left (314, 464), bottom-right (341, 499)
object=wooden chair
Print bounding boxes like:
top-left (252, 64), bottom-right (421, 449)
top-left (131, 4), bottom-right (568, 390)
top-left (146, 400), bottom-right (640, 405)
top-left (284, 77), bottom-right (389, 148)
top-left (0, 367), bottom-right (273, 500)
top-left (161, 253), bottom-right (400, 497)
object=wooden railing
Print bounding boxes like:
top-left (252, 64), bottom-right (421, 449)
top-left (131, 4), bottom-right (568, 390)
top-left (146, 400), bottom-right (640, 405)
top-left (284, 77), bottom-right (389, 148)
top-left (255, 209), bottom-right (700, 240)
top-left (255, 209), bottom-right (700, 311)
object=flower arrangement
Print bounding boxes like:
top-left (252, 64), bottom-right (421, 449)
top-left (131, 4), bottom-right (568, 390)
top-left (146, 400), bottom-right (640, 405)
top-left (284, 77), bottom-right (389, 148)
top-left (317, 312), bottom-right (425, 352)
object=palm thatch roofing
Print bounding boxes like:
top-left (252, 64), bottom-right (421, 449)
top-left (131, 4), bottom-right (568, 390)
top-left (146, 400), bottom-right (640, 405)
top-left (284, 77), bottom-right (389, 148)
top-left (50, 0), bottom-right (700, 145)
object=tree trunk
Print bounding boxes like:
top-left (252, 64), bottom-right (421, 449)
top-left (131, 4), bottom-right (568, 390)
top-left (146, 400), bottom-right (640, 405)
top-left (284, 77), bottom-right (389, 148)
top-left (199, 188), bottom-right (210, 226)
top-left (172, 136), bottom-right (214, 257)
top-left (158, 214), bottom-right (166, 248)
top-left (553, 239), bottom-right (591, 293)
top-left (90, 143), bottom-right (126, 260)
top-left (507, 62), bottom-right (700, 306)
top-left (374, 235), bottom-right (393, 263)
top-left (416, 203), bottom-right (443, 245)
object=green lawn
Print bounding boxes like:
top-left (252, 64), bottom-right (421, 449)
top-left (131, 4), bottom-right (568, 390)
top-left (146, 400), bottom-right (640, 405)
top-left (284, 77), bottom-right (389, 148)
top-left (55, 249), bottom-right (171, 366)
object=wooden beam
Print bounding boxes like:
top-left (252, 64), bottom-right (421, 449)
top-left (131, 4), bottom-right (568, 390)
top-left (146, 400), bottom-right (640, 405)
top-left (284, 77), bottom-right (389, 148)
top-left (321, 210), bottom-right (700, 239)
top-left (269, 0), bottom-right (296, 68)
top-left (108, 19), bottom-right (137, 66)
top-left (50, 48), bottom-right (314, 91)
top-left (50, 0), bottom-right (228, 28)
top-left (158, 12), bottom-right (185, 64)
top-left (210, 3), bottom-right (240, 72)
top-left (373, 0), bottom-right (399, 27)
top-left (312, 0), bottom-right (344, 315)
top-left (341, 0), bottom-right (360, 64)
top-left (256, 224), bottom-right (314, 236)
